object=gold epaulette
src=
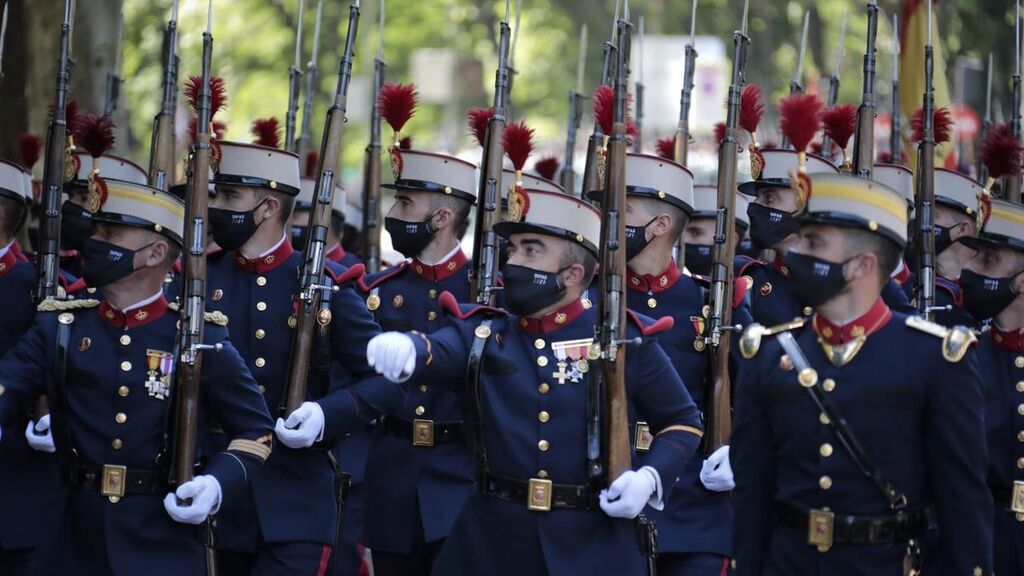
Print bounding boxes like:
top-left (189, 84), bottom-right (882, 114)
top-left (739, 317), bottom-right (807, 359)
top-left (167, 302), bottom-right (230, 327)
top-left (905, 315), bottom-right (976, 363)
top-left (36, 298), bottom-right (100, 313)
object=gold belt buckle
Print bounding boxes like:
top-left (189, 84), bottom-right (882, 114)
top-left (412, 419), bottom-right (434, 447)
top-left (634, 422), bottom-right (653, 452)
top-left (1012, 481), bottom-right (1024, 514)
top-left (808, 508), bottom-right (835, 551)
top-left (101, 464), bottom-right (127, 501)
top-left (527, 478), bottom-right (553, 512)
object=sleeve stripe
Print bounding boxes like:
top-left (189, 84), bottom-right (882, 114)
top-left (228, 439), bottom-right (272, 461)
top-left (656, 424), bottom-right (704, 438)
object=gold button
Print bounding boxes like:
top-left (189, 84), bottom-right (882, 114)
top-left (538, 383), bottom-right (550, 394)
top-left (534, 338), bottom-right (546, 350)
top-left (1018, 381), bottom-right (1024, 393)
top-left (118, 386), bottom-right (129, 397)
top-left (415, 406), bottom-right (426, 416)
top-left (1017, 457), bottom-right (1024, 469)
top-left (820, 443), bottom-right (834, 457)
top-left (258, 385), bottom-right (266, 393)
top-left (1017, 513), bottom-right (1024, 522)
top-left (428, 289), bottom-right (437, 300)
top-left (1018, 430), bottom-right (1024, 443)
top-left (427, 311), bottom-right (437, 321)
top-left (119, 335), bottom-right (131, 346)
top-left (647, 298), bottom-right (657, 309)
top-left (819, 476), bottom-right (832, 490)
top-left (120, 361), bottom-right (132, 372)
top-left (112, 438), bottom-right (123, 450)
top-left (255, 357), bottom-right (266, 368)
top-left (819, 413), bottom-right (830, 425)
top-left (256, 302), bottom-right (267, 312)
top-left (537, 470), bottom-right (549, 479)
top-left (803, 306), bottom-right (813, 316)
top-left (255, 329), bottom-right (266, 339)
top-left (256, 276), bottom-right (267, 286)
top-left (538, 440), bottom-right (549, 451)
top-left (115, 412), bottom-right (127, 424)
top-left (537, 356), bottom-right (548, 367)
top-left (1016, 356), bottom-right (1024, 368)
top-left (822, 379), bottom-right (836, 392)
top-left (419, 385), bottom-right (428, 392)
top-left (1018, 404), bottom-right (1024, 416)
top-left (538, 411), bottom-right (550, 423)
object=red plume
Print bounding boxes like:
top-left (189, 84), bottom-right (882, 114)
top-left (810, 142), bottom-right (825, 156)
top-left (594, 86), bottom-right (615, 134)
top-left (502, 121), bottom-right (535, 171)
top-left (910, 106), bottom-right (954, 145)
top-left (534, 156), bottom-right (560, 181)
top-left (399, 136), bottom-right (413, 150)
top-left (778, 93), bottom-right (825, 153)
top-left (822, 104), bottom-right (857, 151)
top-left (467, 107), bottom-right (494, 147)
top-left (877, 151), bottom-right (907, 165)
top-left (739, 84), bottom-right (765, 135)
top-left (185, 75), bottom-right (228, 117)
top-left (188, 118), bottom-right (227, 143)
top-left (18, 133), bottom-right (42, 169)
top-left (304, 151), bottom-right (319, 178)
top-left (655, 137), bottom-right (675, 160)
top-left (980, 123), bottom-right (1024, 179)
top-left (714, 122), bottom-right (727, 145)
top-left (72, 113), bottom-right (116, 158)
top-left (380, 83), bottom-right (418, 134)
top-left (250, 118), bottom-right (282, 148)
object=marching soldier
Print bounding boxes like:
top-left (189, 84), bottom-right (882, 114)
top-left (732, 172), bottom-right (992, 574)
top-left (929, 168), bottom-right (989, 327)
top-left (365, 189), bottom-right (705, 575)
top-left (0, 178), bottom-right (276, 575)
top-left (682, 183), bottom-right (750, 277)
top-left (357, 147), bottom-right (478, 576)
top-left (291, 155), bottom-right (361, 268)
top-left (872, 163), bottom-right (916, 298)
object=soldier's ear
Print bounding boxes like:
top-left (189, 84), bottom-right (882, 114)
top-left (652, 213), bottom-right (674, 238)
top-left (144, 239), bottom-right (168, 268)
top-left (560, 263), bottom-right (587, 289)
top-left (430, 206), bottom-right (454, 231)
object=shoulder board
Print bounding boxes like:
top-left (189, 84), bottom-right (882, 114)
top-left (904, 315), bottom-right (977, 363)
top-left (166, 301), bottom-right (230, 326)
top-left (626, 309), bottom-right (674, 336)
top-left (37, 298), bottom-right (100, 313)
top-left (738, 317), bottom-right (807, 359)
top-left (439, 290), bottom-right (505, 320)
top-left (357, 261), bottom-right (410, 292)
top-left (325, 262), bottom-right (364, 285)
top-left (734, 255), bottom-right (766, 278)
top-left (935, 277), bottom-right (964, 306)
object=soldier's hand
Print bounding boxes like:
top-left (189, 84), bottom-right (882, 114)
top-left (163, 475), bottom-right (222, 525)
top-left (700, 445), bottom-right (734, 492)
top-left (24, 415), bottom-right (56, 453)
top-left (599, 467), bottom-right (660, 519)
top-left (367, 332), bottom-right (416, 383)
top-left (274, 401), bottom-right (326, 449)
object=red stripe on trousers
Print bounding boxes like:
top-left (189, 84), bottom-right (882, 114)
top-left (316, 545), bottom-right (333, 576)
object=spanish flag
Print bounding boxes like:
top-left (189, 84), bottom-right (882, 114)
top-left (899, 0), bottom-right (957, 169)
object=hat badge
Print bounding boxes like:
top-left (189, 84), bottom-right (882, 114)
top-left (508, 186), bottom-right (530, 224)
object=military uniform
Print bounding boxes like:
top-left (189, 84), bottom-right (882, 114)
top-left (731, 173), bottom-right (992, 575)
top-left (687, 183), bottom-right (750, 277)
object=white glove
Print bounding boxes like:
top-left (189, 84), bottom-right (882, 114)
top-left (25, 415), bottom-right (55, 453)
top-left (599, 466), bottom-right (660, 519)
top-left (163, 475), bottom-right (222, 525)
top-left (700, 445), bottom-right (735, 492)
top-left (274, 401), bottom-right (326, 449)
top-left (366, 332), bottom-right (416, 383)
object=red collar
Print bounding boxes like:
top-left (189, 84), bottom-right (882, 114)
top-left (517, 299), bottom-right (587, 335)
top-left (892, 259), bottom-right (912, 285)
top-left (326, 244), bottom-right (346, 263)
top-left (234, 240), bottom-right (294, 274)
top-left (9, 241), bottom-right (29, 263)
top-left (812, 298), bottom-right (893, 345)
top-left (991, 324), bottom-right (1024, 352)
top-left (773, 254), bottom-right (790, 277)
top-left (99, 296), bottom-right (169, 329)
top-left (411, 249), bottom-right (469, 283)
top-left (0, 247), bottom-right (16, 278)
top-left (626, 261), bottom-right (682, 294)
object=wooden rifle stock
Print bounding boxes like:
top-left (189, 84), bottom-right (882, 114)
top-left (148, 7), bottom-right (179, 191)
top-left (361, 56), bottom-right (385, 273)
top-left (851, 1), bottom-right (878, 179)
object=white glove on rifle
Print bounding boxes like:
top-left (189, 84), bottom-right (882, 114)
top-left (700, 445), bottom-right (735, 492)
top-left (25, 414), bottom-right (56, 453)
top-left (164, 475), bottom-right (222, 525)
top-left (367, 332), bottom-right (416, 383)
top-left (599, 466), bottom-right (662, 519)
top-left (275, 401), bottom-right (326, 449)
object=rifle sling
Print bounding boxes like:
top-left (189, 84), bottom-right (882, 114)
top-left (467, 318), bottom-right (494, 481)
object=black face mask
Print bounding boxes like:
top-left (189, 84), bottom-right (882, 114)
top-left (684, 243), bottom-right (714, 276)
top-left (385, 214), bottom-right (436, 258)
top-left (291, 227), bottom-right (311, 253)
top-left (934, 225), bottom-right (955, 254)
top-left (960, 269), bottom-right (1020, 321)
top-left (736, 237), bottom-right (758, 259)
top-left (208, 200), bottom-right (266, 252)
top-left (82, 238), bottom-right (152, 288)
top-left (784, 251), bottom-right (854, 308)
top-left (625, 217), bottom-right (657, 261)
top-left (502, 264), bottom-right (569, 317)
top-left (748, 203), bottom-right (801, 250)
top-left (61, 201), bottom-right (93, 251)
top-left (497, 237), bottom-right (510, 270)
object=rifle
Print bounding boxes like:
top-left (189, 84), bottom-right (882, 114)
top-left (1007, 0), bottom-right (1022, 202)
top-left (35, 0), bottom-right (76, 303)
top-left (283, 0), bottom-right (360, 415)
top-left (631, 16), bottom-right (644, 153)
top-left (361, 0), bottom-right (385, 273)
top-left (819, 10), bottom-right (847, 160)
top-left (977, 52), bottom-right (992, 183)
top-left (171, 4), bottom-right (220, 573)
top-left (890, 14), bottom-right (902, 167)
top-left (780, 10), bottom-right (809, 149)
top-left (913, 0), bottom-right (937, 318)
top-left (148, 0), bottom-right (179, 191)
top-left (103, 13), bottom-right (124, 117)
top-left (580, 0), bottom-right (621, 200)
top-left (0, 2), bottom-right (8, 81)
top-left (851, 0), bottom-right (878, 179)
top-left (468, 0), bottom-right (512, 306)
top-left (673, 0), bottom-right (698, 165)
top-left (560, 23), bottom-right (587, 196)
top-left (296, 0), bottom-right (323, 159)
top-left (704, 0), bottom-right (749, 455)
top-left (285, 0), bottom-right (305, 153)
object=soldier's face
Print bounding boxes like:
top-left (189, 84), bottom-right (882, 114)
top-left (934, 205), bottom-right (974, 240)
top-left (90, 224), bottom-right (164, 270)
top-left (791, 224), bottom-right (848, 263)
top-left (66, 187), bottom-right (90, 207)
top-left (507, 233), bottom-right (564, 273)
top-left (965, 245), bottom-right (1024, 279)
top-left (211, 185), bottom-right (260, 211)
top-left (387, 190), bottom-right (431, 222)
top-left (624, 198), bottom-right (655, 228)
top-left (753, 186), bottom-right (798, 213)
top-left (684, 218), bottom-right (716, 246)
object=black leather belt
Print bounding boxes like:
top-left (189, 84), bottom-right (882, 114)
top-left (66, 464), bottom-right (167, 498)
top-left (382, 416), bottom-right (464, 446)
top-left (481, 472), bottom-right (595, 511)
top-left (776, 501), bottom-right (927, 545)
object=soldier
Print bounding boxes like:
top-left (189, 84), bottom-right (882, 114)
top-left (872, 163), bottom-right (916, 298)
top-left (0, 177), bottom-right (276, 575)
top-left (291, 154), bottom-right (361, 268)
top-left (366, 189), bottom-right (705, 575)
top-left (682, 182), bottom-right (750, 277)
top-left (731, 172), bottom-right (992, 574)
top-left (959, 199), bottom-right (1024, 573)
top-left (355, 147), bottom-right (478, 576)
top-left (205, 139), bottom-right (401, 574)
